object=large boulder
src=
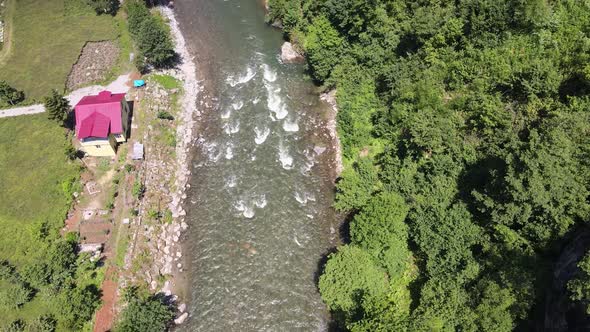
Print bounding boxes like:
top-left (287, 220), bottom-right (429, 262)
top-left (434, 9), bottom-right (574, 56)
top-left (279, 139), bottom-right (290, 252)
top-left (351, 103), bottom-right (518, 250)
top-left (175, 312), bottom-right (189, 325)
top-left (280, 42), bottom-right (304, 64)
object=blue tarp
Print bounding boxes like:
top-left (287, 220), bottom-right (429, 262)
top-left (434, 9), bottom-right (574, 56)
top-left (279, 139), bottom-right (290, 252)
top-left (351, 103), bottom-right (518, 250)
top-left (133, 80), bottom-right (145, 87)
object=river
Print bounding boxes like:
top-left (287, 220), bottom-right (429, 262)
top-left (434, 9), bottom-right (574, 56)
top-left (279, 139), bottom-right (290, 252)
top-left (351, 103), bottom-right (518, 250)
top-left (174, 0), bottom-right (339, 330)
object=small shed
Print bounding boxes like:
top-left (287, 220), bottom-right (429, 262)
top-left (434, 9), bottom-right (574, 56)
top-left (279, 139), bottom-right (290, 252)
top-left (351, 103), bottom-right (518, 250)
top-left (132, 142), bottom-right (144, 160)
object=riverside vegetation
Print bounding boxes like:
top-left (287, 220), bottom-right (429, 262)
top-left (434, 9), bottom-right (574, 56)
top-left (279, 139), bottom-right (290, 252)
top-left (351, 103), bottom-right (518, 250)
top-left (269, 0), bottom-right (590, 330)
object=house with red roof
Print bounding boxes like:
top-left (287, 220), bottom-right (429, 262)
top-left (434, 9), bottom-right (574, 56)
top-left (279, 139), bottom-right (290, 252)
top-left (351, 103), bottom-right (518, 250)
top-left (74, 90), bottom-right (131, 157)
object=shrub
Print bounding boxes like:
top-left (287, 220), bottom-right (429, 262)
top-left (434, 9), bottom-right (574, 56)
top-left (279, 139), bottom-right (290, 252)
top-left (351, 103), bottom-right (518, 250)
top-left (115, 286), bottom-right (174, 332)
top-left (125, 0), bottom-right (151, 34)
top-left (64, 143), bottom-right (79, 160)
top-left (125, 164), bottom-right (135, 173)
top-left (0, 81), bottom-right (25, 106)
top-left (147, 209), bottom-right (160, 220)
top-left (132, 180), bottom-right (145, 199)
top-left (3, 320), bottom-right (25, 332)
top-left (58, 285), bottom-right (102, 329)
top-left (157, 111), bottom-right (174, 120)
top-left (125, 1), bottom-right (175, 68)
top-left (87, 0), bottom-right (119, 15)
top-left (136, 15), bottom-right (175, 66)
top-left (134, 53), bottom-right (148, 74)
top-left (27, 314), bottom-right (57, 332)
top-left (162, 210), bottom-right (173, 224)
top-left (0, 283), bottom-right (33, 309)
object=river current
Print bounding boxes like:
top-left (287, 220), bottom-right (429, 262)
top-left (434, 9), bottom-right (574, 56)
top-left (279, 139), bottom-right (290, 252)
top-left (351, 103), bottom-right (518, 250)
top-left (174, 0), bottom-right (338, 330)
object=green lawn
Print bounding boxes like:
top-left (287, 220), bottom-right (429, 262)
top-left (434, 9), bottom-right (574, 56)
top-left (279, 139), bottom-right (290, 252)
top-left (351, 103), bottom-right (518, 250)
top-left (0, 114), bottom-right (79, 266)
top-left (0, 0), bottom-right (118, 101)
top-left (148, 74), bottom-right (181, 90)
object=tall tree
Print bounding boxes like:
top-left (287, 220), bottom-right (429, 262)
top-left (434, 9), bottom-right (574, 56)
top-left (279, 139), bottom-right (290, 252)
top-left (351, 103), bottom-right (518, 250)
top-left (44, 90), bottom-right (71, 126)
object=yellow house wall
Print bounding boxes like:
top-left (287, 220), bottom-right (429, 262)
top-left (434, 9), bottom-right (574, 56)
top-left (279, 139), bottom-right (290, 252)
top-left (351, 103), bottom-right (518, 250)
top-left (80, 135), bottom-right (117, 157)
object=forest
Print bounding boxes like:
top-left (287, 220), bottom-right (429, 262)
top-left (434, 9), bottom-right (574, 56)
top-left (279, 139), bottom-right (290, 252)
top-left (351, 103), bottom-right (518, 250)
top-left (268, 0), bottom-right (590, 330)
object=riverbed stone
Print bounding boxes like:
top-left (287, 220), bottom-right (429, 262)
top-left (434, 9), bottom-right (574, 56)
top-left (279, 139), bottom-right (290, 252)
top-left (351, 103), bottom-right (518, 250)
top-left (175, 312), bottom-right (189, 325)
top-left (280, 42), bottom-right (304, 63)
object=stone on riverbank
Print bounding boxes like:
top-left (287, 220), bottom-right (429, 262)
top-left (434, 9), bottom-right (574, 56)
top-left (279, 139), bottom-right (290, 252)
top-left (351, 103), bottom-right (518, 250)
top-left (175, 312), bottom-right (189, 325)
top-left (280, 42), bottom-right (304, 63)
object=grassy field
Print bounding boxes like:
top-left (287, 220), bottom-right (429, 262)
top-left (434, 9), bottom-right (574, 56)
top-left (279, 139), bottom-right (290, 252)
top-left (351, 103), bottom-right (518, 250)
top-left (0, 114), bottom-right (79, 266)
top-left (0, 0), bottom-right (118, 101)
top-left (0, 114), bottom-right (87, 326)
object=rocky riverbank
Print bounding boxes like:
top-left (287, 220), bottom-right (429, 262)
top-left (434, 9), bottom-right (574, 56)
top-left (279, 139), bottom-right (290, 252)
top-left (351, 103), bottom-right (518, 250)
top-left (320, 89), bottom-right (343, 177)
top-left (152, 5), bottom-right (201, 324)
top-left (117, 4), bottom-right (200, 327)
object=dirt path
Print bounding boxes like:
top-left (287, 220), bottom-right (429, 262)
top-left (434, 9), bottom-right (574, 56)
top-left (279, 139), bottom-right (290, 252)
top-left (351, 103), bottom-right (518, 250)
top-left (94, 267), bottom-right (118, 332)
top-left (0, 74), bottom-right (131, 118)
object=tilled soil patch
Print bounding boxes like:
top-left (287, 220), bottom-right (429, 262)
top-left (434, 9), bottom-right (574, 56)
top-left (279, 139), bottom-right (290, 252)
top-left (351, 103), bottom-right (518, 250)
top-left (66, 40), bottom-right (119, 91)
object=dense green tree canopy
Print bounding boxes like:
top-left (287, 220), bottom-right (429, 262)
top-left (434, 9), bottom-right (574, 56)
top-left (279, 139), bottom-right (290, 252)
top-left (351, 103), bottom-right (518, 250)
top-left (115, 286), bottom-right (175, 332)
top-left (269, 0), bottom-right (590, 329)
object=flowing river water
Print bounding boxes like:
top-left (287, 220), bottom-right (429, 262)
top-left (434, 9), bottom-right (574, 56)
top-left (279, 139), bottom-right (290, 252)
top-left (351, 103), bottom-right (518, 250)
top-left (174, 0), bottom-right (339, 330)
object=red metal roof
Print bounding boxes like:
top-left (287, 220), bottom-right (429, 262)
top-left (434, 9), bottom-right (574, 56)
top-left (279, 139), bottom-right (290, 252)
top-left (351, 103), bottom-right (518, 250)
top-left (75, 91), bottom-right (126, 139)
top-left (78, 112), bottom-right (110, 138)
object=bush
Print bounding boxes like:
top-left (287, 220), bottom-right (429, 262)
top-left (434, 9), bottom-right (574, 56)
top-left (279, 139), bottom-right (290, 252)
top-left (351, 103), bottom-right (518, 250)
top-left (20, 262), bottom-right (51, 289)
top-left (157, 111), bottom-right (174, 120)
top-left (125, 1), bottom-right (151, 34)
top-left (58, 285), bottom-right (102, 329)
top-left (0, 283), bottom-right (33, 309)
top-left (134, 53), bottom-right (148, 74)
top-left (64, 143), bottom-right (79, 161)
top-left (115, 286), bottom-right (174, 332)
top-left (125, 1), bottom-right (175, 68)
top-left (132, 180), bottom-right (145, 199)
top-left (0, 81), bottom-right (25, 106)
top-left (87, 0), bottom-right (119, 15)
top-left (27, 314), bottom-right (57, 332)
top-left (137, 15), bottom-right (175, 66)
top-left (3, 320), bottom-right (25, 332)
top-left (125, 164), bottom-right (135, 173)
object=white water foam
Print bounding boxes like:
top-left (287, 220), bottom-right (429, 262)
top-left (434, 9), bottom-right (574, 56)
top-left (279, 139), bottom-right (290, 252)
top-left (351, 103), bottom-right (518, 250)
top-left (225, 145), bottom-right (234, 160)
top-left (265, 82), bottom-right (288, 120)
top-left (254, 126), bottom-right (270, 144)
top-left (224, 121), bottom-right (240, 135)
top-left (252, 97), bottom-right (260, 105)
top-left (226, 67), bottom-right (256, 87)
top-left (221, 109), bottom-right (231, 119)
top-left (282, 118), bottom-right (299, 132)
top-left (254, 194), bottom-right (267, 208)
top-left (262, 64), bottom-right (277, 82)
top-left (278, 142), bottom-right (294, 170)
top-left (234, 200), bottom-right (255, 219)
top-left (232, 100), bottom-right (244, 110)
top-left (295, 191), bottom-right (316, 205)
top-left (226, 175), bottom-right (237, 188)
top-left (202, 141), bottom-right (222, 162)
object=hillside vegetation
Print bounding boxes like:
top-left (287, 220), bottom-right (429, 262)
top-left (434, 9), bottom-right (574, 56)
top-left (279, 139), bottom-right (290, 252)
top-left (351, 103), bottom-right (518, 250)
top-left (269, 0), bottom-right (590, 330)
